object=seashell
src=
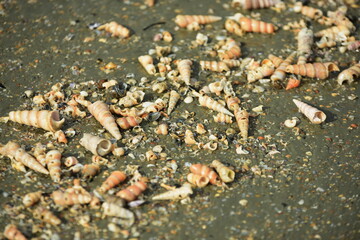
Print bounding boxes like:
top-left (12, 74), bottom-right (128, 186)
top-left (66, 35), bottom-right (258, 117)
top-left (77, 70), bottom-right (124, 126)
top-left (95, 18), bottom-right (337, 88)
top-left (187, 173), bottom-right (209, 188)
top-left (23, 191), bottom-right (42, 207)
top-left (102, 197), bottom-right (134, 222)
top-left (247, 59), bottom-right (275, 83)
top-left (233, 0), bottom-right (279, 9)
top-left (98, 21), bottom-right (130, 38)
top-left (213, 112), bottom-right (233, 124)
top-left (118, 91), bottom-right (145, 108)
top-left (197, 93), bottom-right (234, 116)
top-left (347, 41), bottom-right (360, 51)
top-left (89, 195), bottom-right (102, 209)
top-left (145, 0), bottom-right (155, 7)
top-left (337, 63), bottom-right (360, 85)
top-left (99, 171), bottom-right (127, 193)
top-left (0, 141), bottom-right (49, 174)
top-left (175, 15), bottom-right (222, 28)
top-left (155, 46), bottom-right (171, 57)
top-left (200, 61), bottom-right (230, 73)
top-left (152, 82), bottom-right (168, 93)
top-left (143, 98), bottom-right (166, 113)
top-left (69, 163), bottom-right (84, 173)
top-left (237, 15), bottom-right (275, 33)
top-left (286, 78), bottom-right (301, 90)
top-left (225, 95), bottom-right (240, 111)
top-left (285, 62), bottom-right (339, 79)
top-left (54, 130), bottom-right (68, 144)
top-left (294, 2), bottom-right (323, 19)
top-left (138, 55), bottom-right (156, 75)
top-left (162, 31), bottom-right (172, 42)
top-left (155, 123), bottom-right (169, 135)
top-left (208, 80), bottom-right (226, 96)
top-left (157, 63), bottom-right (168, 77)
top-left (112, 147), bottom-right (125, 157)
top-left (46, 150), bottom-right (62, 182)
top-left (234, 108), bottom-right (249, 140)
top-left (116, 116), bottom-right (142, 130)
top-left (184, 129), bottom-right (197, 145)
top-left (10, 158), bottom-right (26, 173)
top-left (196, 32), bottom-right (208, 45)
top-left (316, 36), bottom-right (336, 49)
top-left (8, 110), bottom-right (64, 132)
top-left (202, 142), bottom-right (218, 151)
top-left (33, 143), bottom-right (47, 167)
top-left (224, 19), bottom-right (244, 36)
top-left (293, 99), bottom-right (326, 124)
top-left (88, 101), bottom-right (122, 140)
top-left (82, 164), bottom-right (100, 180)
top-left (327, 6), bottom-right (354, 30)
top-left (177, 60), bottom-right (192, 85)
top-left (4, 224), bottom-right (27, 240)
top-left (297, 28), bottom-right (313, 63)
top-left (159, 56), bottom-right (173, 64)
top-left (33, 206), bottom-right (61, 226)
top-left (284, 117), bottom-right (299, 128)
top-left (190, 163), bottom-right (221, 185)
top-left (196, 123), bottom-right (207, 135)
top-left (110, 105), bottom-right (145, 118)
top-left (52, 190), bottom-right (92, 206)
top-left (145, 150), bottom-right (158, 161)
top-left (80, 133), bottom-right (112, 156)
top-left (270, 51), bottom-right (296, 82)
top-left (268, 54), bottom-right (283, 68)
top-left (222, 59), bottom-right (242, 68)
top-left (33, 95), bottom-right (47, 106)
top-left (167, 90), bottom-right (180, 115)
top-left (152, 183), bottom-right (193, 200)
top-left (64, 156), bottom-right (78, 167)
top-left (211, 160), bottom-right (235, 183)
top-left (314, 25), bottom-right (350, 40)
top-left (218, 39), bottom-right (241, 60)
top-left (92, 155), bottom-right (108, 165)
top-left (116, 178), bottom-right (148, 201)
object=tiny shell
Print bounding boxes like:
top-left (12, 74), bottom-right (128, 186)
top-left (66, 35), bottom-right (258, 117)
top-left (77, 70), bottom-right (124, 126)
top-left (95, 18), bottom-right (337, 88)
top-left (152, 183), bottom-right (193, 201)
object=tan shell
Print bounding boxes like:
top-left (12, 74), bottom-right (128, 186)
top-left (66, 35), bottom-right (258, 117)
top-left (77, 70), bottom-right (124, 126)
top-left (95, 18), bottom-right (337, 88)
top-left (197, 93), bottom-right (234, 116)
top-left (98, 21), bottom-right (130, 38)
top-left (116, 116), bottom-right (142, 130)
top-left (118, 91), bottom-right (145, 108)
top-left (138, 55), bottom-right (156, 75)
top-left (211, 160), bottom-right (235, 183)
top-left (52, 190), bottom-right (92, 206)
top-left (8, 110), bottom-right (64, 132)
top-left (238, 16), bottom-right (275, 33)
top-left (213, 113), bottom-right (233, 124)
top-left (33, 143), bottom-right (47, 167)
top-left (175, 15), bottom-right (222, 28)
top-left (102, 198), bottom-right (134, 221)
top-left (234, 0), bottom-right (279, 9)
top-left (285, 62), bottom-right (339, 79)
top-left (64, 156), bottom-right (78, 167)
top-left (80, 133), bottom-right (112, 156)
top-left (187, 173), bottom-right (209, 188)
top-left (162, 31), bottom-right (173, 42)
top-left (247, 59), bottom-right (275, 83)
top-left (294, 2), bottom-right (323, 19)
top-left (218, 38), bottom-right (241, 60)
top-left (224, 19), bottom-right (244, 36)
top-left (116, 178), bottom-right (147, 201)
top-left (190, 163), bottom-right (221, 185)
top-left (152, 183), bottom-right (193, 200)
top-left (297, 28), bottom-right (313, 62)
top-left (314, 25), bottom-right (350, 40)
top-left (222, 59), bottom-right (242, 68)
top-left (208, 80), bottom-right (226, 96)
top-left (234, 108), bottom-right (249, 140)
top-left (99, 171), bottom-right (127, 193)
top-left (46, 150), bottom-right (62, 182)
top-left (82, 164), bottom-right (100, 180)
top-left (293, 99), bottom-right (326, 124)
top-left (33, 206), bottom-right (61, 226)
top-left (316, 36), bottom-right (336, 49)
top-left (270, 51), bottom-right (296, 82)
top-left (184, 129), bottom-right (197, 145)
top-left (225, 95), bottom-right (241, 111)
top-left (177, 59), bottom-right (192, 85)
top-left (88, 101), bottom-right (122, 140)
top-left (200, 61), bottom-right (230, 73)
top-left (167, 90), bottom-right (180, 115)
top-left (155, 123), bottom-right (169, 135)
top-left (4, 224), bottom-right (27, 240)
top-left (337, 63), bottom-right (360, 85)
top-left (268, 54), bottom-right (283, 68)
top-left (23, 191), bottom-right (42, 207)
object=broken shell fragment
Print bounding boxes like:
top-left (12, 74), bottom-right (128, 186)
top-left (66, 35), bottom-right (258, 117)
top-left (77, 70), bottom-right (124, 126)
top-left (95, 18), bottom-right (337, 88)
top-left (23, 191), bottom-right (42, 207)
top-left (138, 55), bottom-right (156, 75)
top-left (116, 116), bottom-right (142, 130)
top-left (155, 123), bottom-right (169, 135)
top-left (64, 156), bottom-right (78, 167)
top-left (184, 129), bottom-right (197, 145)
top-left (187, 173), bottom-right (209, 188)
top-left (293, 99), bottom-right (326, 124)
top-left (234, 108), bottom-right (249, 140)
top-left (4, 224), bottom-right (27, 240)
top-left (213, 113), bottom-right (233, 124)
top-left (284, 117), bottom-right (299, 128)
top-left (33, 206), bottom-right (61, 226)
top-left (337, 63), bottom-right (360, 85)
top-left (152, 183), bottom-right (193, 201)
top-left (80, 133), bottom-right (112, 156)
top-left (82, 164), bottom-right (100, 180)
top-left (211, 160), bottom-right (235, 183)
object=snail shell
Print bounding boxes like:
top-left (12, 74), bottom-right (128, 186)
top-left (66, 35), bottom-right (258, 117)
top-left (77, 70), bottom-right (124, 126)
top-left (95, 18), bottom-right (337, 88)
top-left (167, 90), bottom-right (180, 115)
top-left (177, 60), bottom-right (192, 85)
top-left (175, 15), bottom-right (222, 28)
top-left (80, 133), bottom-right (112, 156)
top-left (82, 164), bottom-right (100, 180)
top-left (200, 61), bottom-right (230, 73)
top-left (155, 123), bottom-right (169, 135)
top-left (46, 150), bottom-right (62, 182)
top-left (213, 113), bottom-right (233, 124)
top-left (184, 129), bottom-right (197, 145)
top-left (314, 25), bottom-right (350, 40)
top-left (64, 156), bottom-right (78, 167)
top-left (285, 62), bottom-right (339, 79)
top-left (23, 191), bottom-right (42, 207)
top-left (116, 116), bottom-right (142, 130)
top-left (211, 160), bottom-right (235, 183)
top-left (337, 63), bottom-right (360, 85)
top-left (234, 108), bottom-right (249, 140)
top-left (285, 77), bottom-right (301, 90)
top-left (99, 171), bottom-right (127, 193)
top-left (152, 183), bottom-right (193, 200)
top-left (197, 93), bottom-right (234, 116)
top-left (116, 178), bottom-right (148, 202)
top-left (187, 173), bottom-right (209, 188)
top-left (33, 206), bottom-right (61, 226)
top-left (293, 99), bottom-right (326, 124)
top-left (294, 2), bottom-right (323, 19)
top-left (33, 143), bottom-right (47, 167)
top-left (190, 163), bottom-right (221, 185)
top-left (270, 51), bottom-right (296, 82)
top-left (98, 21), bottom-right (130, 38)
top-left (224, 19), bottom-right (244, 36)
top-left (138, 55), bottom-right (156, 75)
top-left (233, 0), bottom-right (279, 9)
top-left (237, 16), bottom-right (275, 33)
top-left (52, 190), bottom-right (92, 206)
top-left (4, 224), bottom-right (27, 240)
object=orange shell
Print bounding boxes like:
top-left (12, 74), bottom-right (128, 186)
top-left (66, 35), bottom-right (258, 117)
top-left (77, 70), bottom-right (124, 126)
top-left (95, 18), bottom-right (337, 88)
top-left (4, 224), bottom-right (27, 240)
top-left (238, 17), bottom-right (275, 33)
top-left (286, 78), bottom-right (301, 90)
top-left (99, 171), bottom-right (127, 193)
top-left (285, 62), bottom-right (339, 79)
top-left (189, 163), bottom-right (221, 185)
top-left (116, 116), bottom-right (142, 130)
top-left (175, 15), bottom-right (222, 28)
top-left (116, 180), bottom-right (147, 202)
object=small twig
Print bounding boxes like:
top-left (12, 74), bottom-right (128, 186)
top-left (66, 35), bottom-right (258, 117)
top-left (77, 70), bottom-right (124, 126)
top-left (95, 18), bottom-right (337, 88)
top-left (143, 21), bottom-right (166, 31)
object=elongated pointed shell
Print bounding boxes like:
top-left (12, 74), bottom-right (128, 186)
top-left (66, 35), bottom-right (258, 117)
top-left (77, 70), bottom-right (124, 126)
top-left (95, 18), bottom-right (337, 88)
top-left (198, 94), bottom-right (234, 116)
top-left (99, 171), bottom-right (127, 193)
top-left (286, 78), bottom-right (301, 90)
top-left (46, 150), bottom-right (62, 182)
top-left (238, 17), bottom-right (275, 33)
top-left (177, 60), bottom-right (192, 85)
top-left (152, 183), bottom-right (193, 200)
top-left (138, 55), bottom-right (156, 75)
top-left (52, 190), bottom-right (92, 206)
top-left (116, 116), bottom-right (142, 130)
top-left (4, 224), bottom-right (27, 240)
top-left (33, 206), bottom-right (61, 226)
top-left (187, 173), bottom-right (209, 188)
top-left (200, 61), bottom-right (230, 72)
top-left (88, 101), bottom-right (122, 140)
top-left (8, 110), bottom-right (64, 132)
top-left (270, 52), bottom-right (296, 82)
top-left (293, 99), bottom-right (326, 124)
top-left (224, 19), bottom-right (244, 36)
top-left (337, 63), bottom-right (360, 85)
top-left (167, 90), bottom-right (180, 115)
top-left (285, 62), bottom-right (339, 79)
top-left (175, 15), bottom-right (222, 28)
top-left (211, 160), bottom-right (235, 183)
top-left (234, 108), bottom-right (249, 140)
top-left (116, 179), bottom-right (147, 201)
top-left (297, 28), bottom-right (313, 57)
top-left (82, 164), bottom-right (100, 180)
top-left (314, 25), bottom-right (350, 40)
top-left (0, 141), bottom-right (49, 174)
top-left (234, 0), bottom-right (279, 9)
top-left (190, 163), bottom-right (221, 185)
top-left (98, 21), bottom-right (130, 38)
top-left (23, 191), bottom-right (42, 207)
top-left (80, 133), bottom-right (112, 156)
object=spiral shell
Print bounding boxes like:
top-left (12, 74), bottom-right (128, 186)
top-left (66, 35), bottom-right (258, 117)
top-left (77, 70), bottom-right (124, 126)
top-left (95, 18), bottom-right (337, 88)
top-left (184, 129), bottom-right (197, 145)
top-left (82, 164), bottom-right (100, 180)
top-left (293, 99), bottom-right (326, 124)
top-left (8, 110), bottom-right (64, 132)
top-left (200, 61), bottom-right (230, 73)
top-left (285, 62), bottom-right (339, 79)
top-left (118, 91), bottom-right (145, 108)
top-left (88, 101), bottom-right (122, 140)
top-left (316, 36), bottom-right (336, 49)
top-left (177, 59), bottom-right (192, 85)
top-left (33, 143), bottom-right (47, 167)
top-left (99, 171), bottom-right (127, 193)
top-left (224, 19), bottom-right (244, 36)
top-left (270, 51), bottom-right (296, 82)
top-left (143, 98), bottom-right (166, 113)
top-left (64, 156), bottom-right (78, 167)
top-left (33, 206), bottom-right (61, 226)
top-left (167, 90), bottom-right (180, 115)
top-left (247, 59), bottom-right (275, 83)
top-left (116, 178), bottom-right (147, 201)
top-left (208, 80), bottom-right (226, 96)
top-left (80, 133), bottom-right (112, 156)
top-left (162, 31), bottom-right (172, 42)
top-left (112, 147), bottom-right (125, 157)
top-left (218, 39), bottom-right (241, 60)
top-left (337, 63), bottom-right (360, 85)
top-left (238, 16), bottom-right (275, 33)
top-left (46, 150), bottom-right (61, 182)
top-left (294, 2), bottom-right (323, 20)
top-left (23, 191), bottom-right (42, 207)
top-left (116, 116), bottom-right (142, 130)
top-left (54, 130), bottom-right (68, 144)
top-left (234, 108), bottom-right (249, 140)
top-left (155, 123), bottom-right (169, 135)
top-left (268, 54), bottom-right (283, 68)
top-left (4, 224), bottom-right (27, 240)
top-left (152, 183), bottom-right (193, 200)
top-left (327, 6), bottom-right (355, 31)
top-left (190, 164), bottom-right (221, 185)
top-left (175, 15), bottom-right (222, 28)
top-left (286, 78), bottom-right (301, 90)
top-left (222, 59), bottom-right (242, 68)
top-left (52, 190), bottom-right (92, 206)
top-left (213, 113), bottom-right (233, 124)
top-left (211, 160), bottom-right (235, 183)
top-left (138, 55), bottom-right (156, 75)
top-left (102, 197), bottom-right (134, 222)
top-left (233, 0), bottom-right (279, 9)
top-left (98, 21), bottom-right (130, 38)
top-left (225, 95), bottom-right (240, 111)
top-left (187, 173), bottom-right (209, 188)
top-left (0, 141), bottom-right (49, 174)
top-left (197, 93), bottom-right (234, 116)
top-left (314, 25), bottom-right (350, 40)
top-left (92, 155), bottom-right (108, 165)
top-left (145, 150), bottom-right (158, 161)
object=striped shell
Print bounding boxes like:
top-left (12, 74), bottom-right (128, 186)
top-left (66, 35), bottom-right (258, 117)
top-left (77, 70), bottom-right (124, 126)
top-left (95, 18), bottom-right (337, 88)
top-left (190, 164), bottom-right (221, 185)
top-left (270, 51), bottom-right (296, 82)
top-left (200, 61), bottom-right (230, 72)
top-left (177, 60), bottom-right (192, 85)
top-left (99, 171), bottom-right (127, 193)
top-left (79, 133), bottom-right (112, 156)
top-left (285, 62), bottom-right (339, 79)
top-left (238, 16), bottom-right (275, 33)
top-left (293, 99), bottom-right (326, 124)
top-left (175, 15), bottom-right (222, 28)
top-left (98, 21), bottom-right (130, 38)
top-left (46, 150), bottom-right (62, 182)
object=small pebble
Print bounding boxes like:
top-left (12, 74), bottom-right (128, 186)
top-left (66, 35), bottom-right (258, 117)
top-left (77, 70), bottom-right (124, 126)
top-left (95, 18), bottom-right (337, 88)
top-left (239, 199), bottom-right (248, 206)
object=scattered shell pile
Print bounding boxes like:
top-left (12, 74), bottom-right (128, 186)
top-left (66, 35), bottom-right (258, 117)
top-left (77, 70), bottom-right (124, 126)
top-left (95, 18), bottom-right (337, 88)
top-left (0, 0), bottom-right (359, 238)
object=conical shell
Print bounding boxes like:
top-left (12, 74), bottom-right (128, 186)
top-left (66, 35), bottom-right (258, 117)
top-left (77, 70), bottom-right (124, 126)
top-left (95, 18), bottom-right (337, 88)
top-left (116, 179), bottom-right (147, 202)
top-left (200, 61), bottom-right (230, 72)
top-left (0, 141), bottom-right (49, 174)
top-left (225, 95), bottom-right (240, 111)
top-left (238, 17), bottom-right (275, 33)
top-left (218, 39), bottom-right (241, 60)
top-left (337, 63), bottom-right (360, 85)
top-left (233, 0), bottom-right (278, 9)
top-left (190, 163), bottom-right (221, 185)
top-left (184, 129), bottom-right (197, 145)
top-left (187, 173), bottom-right (209, 188)
top-left (23, 191), bottom-right (42, 207)
top-left (99, 171), bottom-right (127, 193)
top-left (314, 25), bottom-right (350, 40)
top-left (46, 150), bottom-right (62, 182)
top-left (82, 164), bottom-right (100, 180)
top-left (52, 190), bottom-right (92, 206)
top-left (8, 110), bottom-right (64, 132)
top-left (152, 183), bottom-right (193, 200)
top-left (167, 90), bottom-right (180, 115)
top-left (102, 199), bottom-right (134, 220)
top-left (234, 108), bottom-right (249, 140)
top-left (4, 224), bottom-right (27, 240)
top-left (88, 101), bottom-right (122, 140)
top-left (33, 143), bottom-right (47, 166)
top-left (285, 62), bottom-right (339, 79)
top-left (224, 19), bottom-right (244, 36)
top-left (268, 54), bottom-right (283, 68)
top-left (247, 62), bottom-right (275, 83)
top-left (293, 99), bottom-right (326, 124)
top-left (80, 133), bottom-right (112, 156)
top-left (286, 78), bottom-right (301, 90)
top-left (175, 15), bottom-right (222, 28)
top-left (297, 28), bottom-right (313, 57)
top-left (213, 113), bottom-right (233, 124)
top-left (222, 59), bottom-right (242, 68)
top-left (270, 51), bottom-right (296, 82)
top-left (33, 206), bottom-right (61, 226)
top-left (198, 94), bottom-right (234, 116)
top-left (294, 2), bottom-right (323, 19)
top-left (211, 160), bottom-right (235, 183)
top-left (98, 21), bottom-right (130, 38)
top-left (116, 116), bottom-right (142, 130)
top-left (177, 60), bottom-right (192, 85)
top-left (138, 55), bottom-right (156, 75)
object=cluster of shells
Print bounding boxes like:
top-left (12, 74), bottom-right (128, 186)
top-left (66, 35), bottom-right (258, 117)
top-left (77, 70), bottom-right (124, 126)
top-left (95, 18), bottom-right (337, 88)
top-left (0, 0), bottom-right (359, 238)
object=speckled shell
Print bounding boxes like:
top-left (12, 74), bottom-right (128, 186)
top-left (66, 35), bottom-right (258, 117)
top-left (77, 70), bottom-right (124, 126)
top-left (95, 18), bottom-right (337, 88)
top-left (198, 94), bottom-right (234, 116)
top-left (270, 51), bottom-right (296, 82)
top-left (88, 101), bottom-right (122, 140)
top-left (46, 150), bottom-right (62, 182)
top-left (337, 63), bottom-right (360, 85)
top-left (167, 90), bottom-right (180, 115)
top-left (235, 0), bottom-right (279, 9)
top-left (213, 113), bottom-right (233, 124)
top-left (23, 191), bottom-right (42, 207)
top-left (286, 78), bottom-right (301, 90)
top-left (175, 15), bottom-right (222, 28)
top-left (224, 19), bottom-right (244, 36)
top-left (200, 61), bottom-right (230, 72)
top-left (82, 164), bottom-right (100, 180)
top-left (152, 183), bottom-right (193, 200)
top-left (211, 160), bottom-right (235, 183)
top-left (33, 206), bottom-right (61, 226)
top-left (285, 62), bottom-right (339, 79)
top-left (138, 55), bottom-right (156, 75)
top-left (294, 2), bottom-right (323, 19)
top-left (187, 173), bottom-right (209, 188)
top-left (238, 17), bottom-right (275, 33)
top-left (0, 141), bottom-right (49, 175)
top-left (190, 163), bottom-right (221, 185)
top-left (80, 133), bottom-right (112, 156)
top-left (8, 110), bottom-right (64, 132)
top-left (116, 116), bottom-right (142, 130)
top-left (116, 179), bottom-right (147, 202)
top-left (98, 21), bottom-right (130, 38)
top-left (177, 60), bottom-right (192, 85)
top-left (314, 25), bottom-right (350, 40)
top-left (234, 108), bottom-right (249, 140)
top-left (4, 224), bottom-right (27, 240)
top-left (52, 190), bottom-right (92, 206)
top-left (99, 171), bottom-right (127, 193)
top-left (293, 99), bottom-right (326, 124)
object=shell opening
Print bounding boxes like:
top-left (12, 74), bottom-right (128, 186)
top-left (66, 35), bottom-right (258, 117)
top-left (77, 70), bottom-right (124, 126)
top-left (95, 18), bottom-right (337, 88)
top-left (97, 140), bottom-right (112, 156)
